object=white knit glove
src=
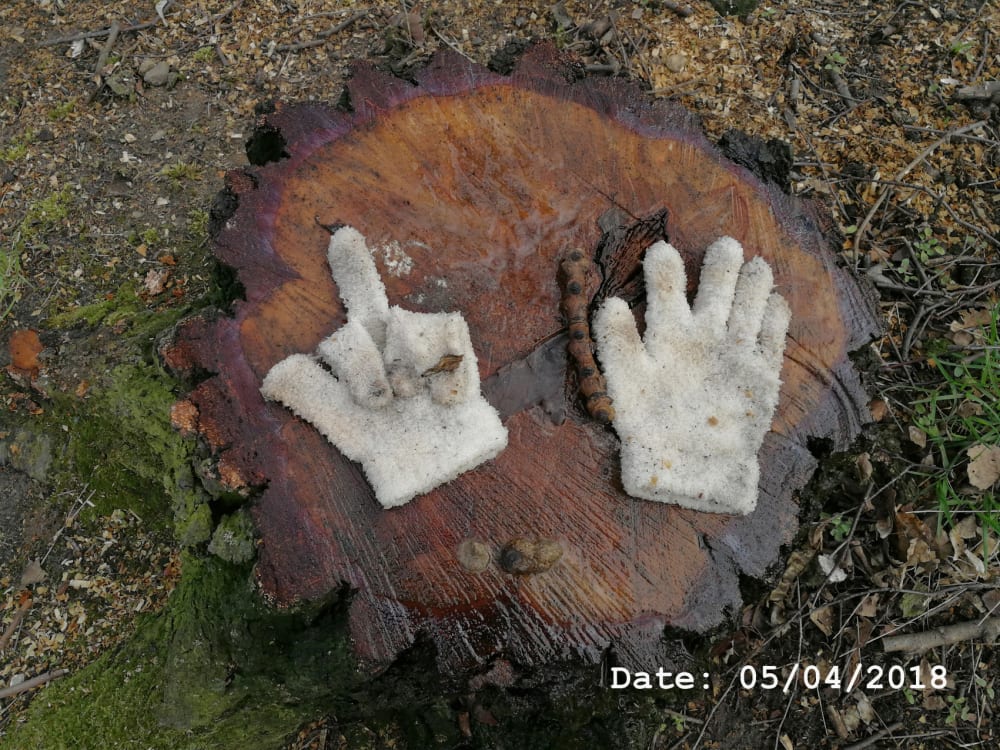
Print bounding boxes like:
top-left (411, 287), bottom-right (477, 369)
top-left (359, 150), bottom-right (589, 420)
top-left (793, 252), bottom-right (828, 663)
top-left (260, 226), bottom-right (507, 508)
top-left (593, 237), bottom-right (790, 515)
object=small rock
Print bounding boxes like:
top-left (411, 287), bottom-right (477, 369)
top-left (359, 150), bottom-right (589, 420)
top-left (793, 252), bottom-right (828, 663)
top-left (664, 53), bottom-right (688, 73)
top-left (104, 72), bottom-right (133, 98)
top-left (138, 58), bottom-right (157, 75)
top-left (143, 61), bottom-right (171, 87)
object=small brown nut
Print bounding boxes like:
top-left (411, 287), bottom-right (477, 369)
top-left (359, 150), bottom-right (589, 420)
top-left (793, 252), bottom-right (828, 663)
top-left (499, 537), bottom-right (563, 575)
top-left (456, 539), bottom-right (491, 573)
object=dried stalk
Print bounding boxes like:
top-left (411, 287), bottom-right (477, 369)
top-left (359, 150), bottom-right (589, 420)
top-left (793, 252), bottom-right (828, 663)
top-left (0, 596), bottom-right (32, 652)
top-left (882, 616), bottom-right (1000, 653)
top-left (0, 669), bottom-right (69, 700)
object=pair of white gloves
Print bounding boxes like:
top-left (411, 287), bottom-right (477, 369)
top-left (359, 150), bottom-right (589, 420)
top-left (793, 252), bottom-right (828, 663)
top-left (261, 227), bottom-right (790, 514)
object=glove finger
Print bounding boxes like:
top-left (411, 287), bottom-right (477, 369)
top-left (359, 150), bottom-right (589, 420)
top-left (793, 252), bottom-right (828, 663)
top-left (426, 313), bottom-right (476, 406)
top-left (383, 307), bottom-right (422, 398)
top-left (758, 292), bottom-right (791, 371)
top-left (727, 256), bottom-right (774, 345)
top-left (594, 296), bottom-right (646, 388)
top-left (317, 318), bottom-right (393, 409)
top-left (327, 226), bottom-right (390, 346)
top-left (642, 241), bottom-right (691, 341)
top-left (692, 236), bottom-right (744, 334)
top-left (260, 354), bottom-right (367, 458)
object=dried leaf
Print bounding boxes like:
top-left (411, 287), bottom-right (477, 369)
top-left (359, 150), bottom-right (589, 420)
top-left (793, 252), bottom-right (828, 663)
top-left (923, 695), bottom-right (946, 710)
top-left (143, 268), bottom-right (171, 296)
top-left (956, 400), bottom-right (984, 419)
top-left (769, 548), bottom-right (817, 602)
top-left (964, 549), bottom-right (986, 576)
top-left (7, 330), bottom-right (43, 378)
top-left (810, 605), bottom-right (834, 636)
top-left (900, 591), bottom-right (928, 618)
top-left (19, 559), bottom-right (46, 587)
top-left (967, 444), bottom-right (1000, 489)
top-left (894, 511), bottom-right (936, 559)
top-left (856, 452), bottom-right (873, 481)
top-left (817, 553), bottom-right (847, 583)
top-left (950, 308), bottom-right (994, 330)
top-left (858, 593), bottom-right (879, 618)
top-left (906, 538), bottom-right (939, 566)
top-left (855, 691), bottom-right (875, 724)
top-left (779, 734), bottom-right (794, 750)
top-left (873, 490), bottom-right (895, 539)
top-left (868, 398), bottom-right (889, 422)
top-left (908, 425), bottom-right (927, 448)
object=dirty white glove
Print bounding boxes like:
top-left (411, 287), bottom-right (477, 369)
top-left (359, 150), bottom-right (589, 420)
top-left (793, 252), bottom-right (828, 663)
top-left (593, 237), bottom-right (790, 514)
top-left (260, 226), bottom-right (507, 508)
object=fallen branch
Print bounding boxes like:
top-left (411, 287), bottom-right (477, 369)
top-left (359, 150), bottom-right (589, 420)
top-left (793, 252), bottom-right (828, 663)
top-left (0, 595), bottom-right (32, 652)
top-left (0, 669), bottom-right (69, 700)
top-left (40, 24), bottom-right (139, 47)
top-left (93, 21), bottom-right (120, 75)
top-left (39, 1), bottom-right (173, 48)
top-left (955, 80), bottom-right (1000, 101)
top-left (882, 616), bottom-right (1000, 653)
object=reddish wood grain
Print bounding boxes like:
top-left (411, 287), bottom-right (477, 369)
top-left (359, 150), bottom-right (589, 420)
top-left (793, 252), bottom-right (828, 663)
top-left (163, 45), bottom-right (879, 672)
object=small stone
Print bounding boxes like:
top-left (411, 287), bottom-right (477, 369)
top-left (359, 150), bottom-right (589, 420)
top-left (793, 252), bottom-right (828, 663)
top-left (664, 53), bottom-right (688, 73)
top-left (104, 72), bottom-right (133, 97)
top-left (143, 61), bottom-right (171, 87)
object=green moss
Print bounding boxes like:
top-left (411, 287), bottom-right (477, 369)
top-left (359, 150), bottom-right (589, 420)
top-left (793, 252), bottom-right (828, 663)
top-left (0, 130), bottom-right (33, 162)
top-left (141, 226), bottom-right (163, 246)
top-left (47, 100), bottom-right (76, 121)
top-left (187, 208), bottom-right (210, 246)
top-left (17, 186), bottom-right (74, 250)
top-left (46, 281), bottom-right (144, 328)
top-left (208, 509), bottom-right (257, 563)
top-left (56, 361), bottom-right (208, 535)
top-left (3, 555), bottom-right (356, 750)
top-left (192, 45), bottom-right (216, 63)
top-left (0, 247), bottom-right (24, 321)
top-left (158, 162), bottom-right (203, 189)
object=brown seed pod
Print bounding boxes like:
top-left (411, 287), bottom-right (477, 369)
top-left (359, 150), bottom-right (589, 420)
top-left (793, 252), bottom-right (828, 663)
top-left (422, 353), bottom-right (464, 376)
top-left (559, 249), bottom-right (615, 424)
top-left (499, 537), bottom-right (563, 575)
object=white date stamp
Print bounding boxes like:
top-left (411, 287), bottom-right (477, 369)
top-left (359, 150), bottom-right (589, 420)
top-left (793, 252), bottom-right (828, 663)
top-left (608, 664), bottom-right (949, 693)
top-left (738, 663), bottom-right (948, 693)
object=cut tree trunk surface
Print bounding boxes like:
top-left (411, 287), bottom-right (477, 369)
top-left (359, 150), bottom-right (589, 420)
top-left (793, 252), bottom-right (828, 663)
top-left (162, 44), bottom-right (879, 673)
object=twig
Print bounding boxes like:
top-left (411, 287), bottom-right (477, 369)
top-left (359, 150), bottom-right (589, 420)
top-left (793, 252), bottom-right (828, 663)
top-left (0, 596), bottom-right (32, 652)
top-left (882, 616), bottom-right (1000, 653)
top-left (275, 11), bottom-right (367, 53)
top-left (93, 22), bottom-right (120, 75)
top-left (841, 722), bottom-right (904, 750)
top-left (431, 26), bottom-right (473, 62)
top-left (690, 678), bottom-right (736, 750)
top-left (0, 670), bottom-right (69, 700)
top-left (39, 5), bottom-right (170, 48)
top-left (853, 119), bottom-right (988, 255)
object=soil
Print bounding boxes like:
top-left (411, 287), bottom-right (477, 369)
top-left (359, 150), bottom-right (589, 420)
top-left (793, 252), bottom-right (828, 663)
top-left (1, 1), bottom-right (998, 749)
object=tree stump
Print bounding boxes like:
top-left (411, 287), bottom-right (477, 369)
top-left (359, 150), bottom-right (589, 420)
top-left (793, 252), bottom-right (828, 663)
top-left (162, 44), bottom-right (879, 673)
